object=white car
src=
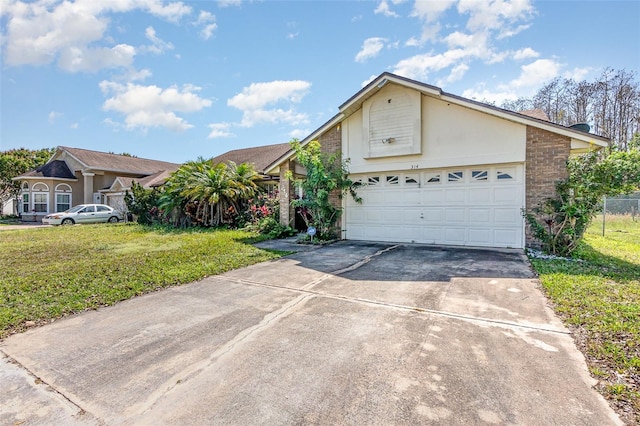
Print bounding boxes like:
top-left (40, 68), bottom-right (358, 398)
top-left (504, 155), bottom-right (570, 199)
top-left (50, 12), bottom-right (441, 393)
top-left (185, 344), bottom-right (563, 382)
top-left (42, 204), bottom-right (123, 226)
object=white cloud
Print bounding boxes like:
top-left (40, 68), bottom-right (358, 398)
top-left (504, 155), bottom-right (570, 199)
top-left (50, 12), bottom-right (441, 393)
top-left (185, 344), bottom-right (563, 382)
top-left (1, 0), bottom-right (191, 72)
top-left (355, 37), bottom-right (387, 63)
top-left (503, 58), bottom-right (560, 90)
top-left (195, 10), bottom-right (217, 40)
top-left (564, 66), bottom-right (591, 81)
top-left (458, 0), bottom-right (534, 33)
top-left (513, 47), bottom-right (539, 60)
top-left (70, 123), bottom-right (79, 129)
top-left (374, 0), bottom-right (400, 18)
top-left (57, 44), bottom-right (136, 72)
top-left (208, 123), bottom-right (235, 139)
top-left (440, 63), bottom-right (469, 85)
top-left (463, 58), bottom-right (562, 104)
top-left (405, 37), bottom-right (420, 47)
top-left (48, 111), bottom-right (62, 124)
top-left (227, 80), bottom-right (311, 127)
top-left (142, 26), bottom-right (174, 54)
top-left (100, 81), bottom-right (212, 131)
top-left (287, 32), bottom-right (299, 40)
top-left (392, 49), bottom-right (467, 80)
top-left (410, 0), bottom-right (456, 43)
top-left (218, 0), bottom-right (242, 7)
top-left (361, 74), bottom-right (378, 88)
top-left (289, 128), bottom-right (310, 139)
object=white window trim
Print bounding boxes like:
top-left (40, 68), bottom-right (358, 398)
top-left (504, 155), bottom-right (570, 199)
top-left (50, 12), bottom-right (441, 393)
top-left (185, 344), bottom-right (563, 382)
top-left (32, 192), bottom-right (49, 214)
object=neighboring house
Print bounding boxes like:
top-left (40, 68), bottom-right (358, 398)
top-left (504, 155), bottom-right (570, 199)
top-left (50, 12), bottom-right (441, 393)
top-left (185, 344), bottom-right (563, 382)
top-left (1, 199), bottom-right (15, 216)
top-left (13, 146), bottom-right (180, 221)
top-left (265, 72), bottom-right (609, 249)
top-left (211, 142), bottom-right (294, 196)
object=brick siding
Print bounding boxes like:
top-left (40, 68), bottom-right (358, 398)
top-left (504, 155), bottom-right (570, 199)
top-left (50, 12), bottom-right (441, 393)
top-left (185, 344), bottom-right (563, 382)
top-left (525, 125), bottom-right (571, 246)
top-left (317, 124), bottom-right (344, 233)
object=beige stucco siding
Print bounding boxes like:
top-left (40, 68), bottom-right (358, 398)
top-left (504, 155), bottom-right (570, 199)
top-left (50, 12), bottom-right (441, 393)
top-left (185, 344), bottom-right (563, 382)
top-left (343, 93), bottom-right (526, 174)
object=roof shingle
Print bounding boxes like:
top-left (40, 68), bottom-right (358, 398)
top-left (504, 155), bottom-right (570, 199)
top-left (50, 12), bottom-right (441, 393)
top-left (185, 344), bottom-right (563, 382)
top-left (211, 143), bottom-right (291, 174)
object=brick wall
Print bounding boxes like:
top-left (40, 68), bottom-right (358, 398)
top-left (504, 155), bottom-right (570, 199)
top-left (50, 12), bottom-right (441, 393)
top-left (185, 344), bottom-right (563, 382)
top-left (525, 125), bottom-right (571, 246)
top-left (278, 160), bottom-right (295, 227)
top-left (317, 124), bottom-right (344, 233)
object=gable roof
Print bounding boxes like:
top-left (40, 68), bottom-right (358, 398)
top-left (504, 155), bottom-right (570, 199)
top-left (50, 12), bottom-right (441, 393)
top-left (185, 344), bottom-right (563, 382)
top-left (519, 109), bottom-right (550, 121)
top-left (211, 142), bottom-right (291, 174)
top-left (15, 160), bottom-right (77, 180)
top-left (103, 170), bottom-right (174, 192)
top-left (265, 72), bottom-right (609, 173)
top-left (57, 146), bottom-right (180, 175)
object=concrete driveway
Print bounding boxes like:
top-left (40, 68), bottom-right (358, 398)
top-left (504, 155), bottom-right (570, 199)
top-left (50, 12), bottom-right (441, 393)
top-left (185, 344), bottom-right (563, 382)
top-left (1, 241), bottom-right (620, 425)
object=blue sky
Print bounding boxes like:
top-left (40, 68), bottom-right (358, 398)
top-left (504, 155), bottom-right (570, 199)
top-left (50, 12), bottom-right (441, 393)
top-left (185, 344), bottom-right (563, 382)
top-left (1, 0), bottom-right (638, 163)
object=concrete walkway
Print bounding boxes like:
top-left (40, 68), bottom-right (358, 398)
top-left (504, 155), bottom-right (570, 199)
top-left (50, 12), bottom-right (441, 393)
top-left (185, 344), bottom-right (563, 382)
top-left (0, 241), bottom-right (621, 425)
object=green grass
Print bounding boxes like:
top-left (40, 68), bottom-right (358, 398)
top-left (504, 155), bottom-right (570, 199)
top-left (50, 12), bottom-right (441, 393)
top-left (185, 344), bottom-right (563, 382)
top-left (0, 223), bottom-right (283, 339)
top-left (529, 215), bottom-right (640, 424)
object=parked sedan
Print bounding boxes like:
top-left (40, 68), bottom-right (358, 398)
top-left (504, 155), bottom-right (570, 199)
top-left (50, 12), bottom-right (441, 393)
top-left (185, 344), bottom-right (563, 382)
top-left (42, 204), bottom-right (123, 226)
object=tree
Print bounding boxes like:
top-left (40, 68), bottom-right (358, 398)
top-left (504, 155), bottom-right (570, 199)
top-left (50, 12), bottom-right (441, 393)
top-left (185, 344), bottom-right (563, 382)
top-left (503, 68), bottom-right (640, 151)
top-left (286, 140), bottom-right (361, 240)
top-left (124, 181), bottom-right (161, 225)
top-left (525, 149), bottom-right (640, 256)
top-left (159, 159), bottom-right (259, 227)
top-left (0, 148), bottom-right (54, 215)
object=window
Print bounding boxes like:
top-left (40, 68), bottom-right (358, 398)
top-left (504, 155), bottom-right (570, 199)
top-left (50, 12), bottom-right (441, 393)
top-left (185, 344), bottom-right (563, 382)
top-left (56, 193), bottom-right (71, 212)
top-left (448, 171), bottom-right (464, 182)
top-left (22, 193), bottom-right (29, 214)
top-left (386, 175), bottom-right (399, 185)
top-left (471, 170), bottom-right (488, 181)
top-left (55, 184), bottom-right (72, 212)
top-left (83, 205), bottom-right (96, 213)
top-left (368, 176), bottom-right (380, 186)
top-left (425, 173), bottom-right (440, 183)
top-left (405, 175), bottom-right (419, 186)
top-left (497, 170), bottom-right (514, 180)
top-left (33, 193), bottom-right (48, 213)
top-left (22, 182), bottom-right (29, 191)
top-left (96, 205), bottom-right (110, 212)
top-left (262, 183), bottom-right (278, 197)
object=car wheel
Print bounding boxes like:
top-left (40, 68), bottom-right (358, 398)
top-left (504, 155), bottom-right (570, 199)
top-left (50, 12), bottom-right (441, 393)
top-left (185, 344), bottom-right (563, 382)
top-left (108, 216), bottom-right (119, 223)
top-left (61, 218), bottom-right (74, 225)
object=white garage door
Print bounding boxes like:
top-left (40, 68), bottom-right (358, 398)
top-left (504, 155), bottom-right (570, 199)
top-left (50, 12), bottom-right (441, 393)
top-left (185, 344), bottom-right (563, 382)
top-left (345, 164), bottom-right (524, 248)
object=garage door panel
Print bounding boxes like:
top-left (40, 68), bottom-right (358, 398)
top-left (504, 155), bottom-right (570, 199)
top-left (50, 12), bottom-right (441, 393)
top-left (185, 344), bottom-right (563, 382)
top-left (469, 208), bottom-right (491, 225)
top-left (422, 227), bottom-right (442, 243)
top-left (422, 189), bottom-right (444, 203)
top-left (495, 229), bottom-right (519, 246)
top-left (469, 188), bottom-right (492, 203)
top-left (494, 187), bottom-right (520, 204)
top-left (494, 208), bottom-right (520, 225)
top-left (468, 229), bottom-right (491, 245)
top-left (422, 208), bottom-right (444, 223)
top-left (444, 228), bottom-right (465, 244)
top-left (346, 165), bottom-right (524, 248)
top-left (401, 190), bottom-right (422, 204)
top-left (445, 208), bottom-right (466, 223)
top-left (445, 189), bottom-right (466, 203)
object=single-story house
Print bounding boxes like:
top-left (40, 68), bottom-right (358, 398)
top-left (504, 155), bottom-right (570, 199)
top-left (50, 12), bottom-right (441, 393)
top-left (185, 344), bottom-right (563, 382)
top-left (265, 72), bottom-right (608, 249)
top-left (14, 146), bottom-right (180, 221)
top-left (210, 142), bottom-right (297, 196)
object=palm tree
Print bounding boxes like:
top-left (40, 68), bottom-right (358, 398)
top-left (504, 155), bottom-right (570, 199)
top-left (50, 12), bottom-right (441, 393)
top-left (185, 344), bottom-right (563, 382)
top-left (159, 159), bottom-right (260, 227)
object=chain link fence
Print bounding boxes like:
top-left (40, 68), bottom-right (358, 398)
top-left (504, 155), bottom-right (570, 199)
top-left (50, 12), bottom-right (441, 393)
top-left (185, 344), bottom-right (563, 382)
top-left (600, 192), bottom-right (639, 235)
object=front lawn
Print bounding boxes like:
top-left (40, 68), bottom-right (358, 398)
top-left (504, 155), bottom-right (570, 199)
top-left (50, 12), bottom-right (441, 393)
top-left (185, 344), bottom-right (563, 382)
top-left (529, 215), bottom-right (640, 424)
top-left (0, 224), bottom-right (282, 339)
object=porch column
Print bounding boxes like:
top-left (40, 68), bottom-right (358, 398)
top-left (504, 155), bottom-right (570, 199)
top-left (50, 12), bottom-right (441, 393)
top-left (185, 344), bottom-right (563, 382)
top-left (83, 172), bottom-right (95, 204)
top-left (278, 160), bottom-right (295, 227)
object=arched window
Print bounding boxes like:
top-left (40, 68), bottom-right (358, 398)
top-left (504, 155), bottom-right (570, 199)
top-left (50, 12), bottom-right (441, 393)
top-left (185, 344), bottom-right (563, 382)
top-left (55, 184), bottom-right (72, 212)
top-left (20, 182), bottom-right (31, 213)
top-left (31, 182), bottom-right (49, 213)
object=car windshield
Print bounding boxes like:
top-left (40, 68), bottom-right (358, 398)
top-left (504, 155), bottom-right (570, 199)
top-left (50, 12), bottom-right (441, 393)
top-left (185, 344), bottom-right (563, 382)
top-left (66, 206), bottom-right (85, 213)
